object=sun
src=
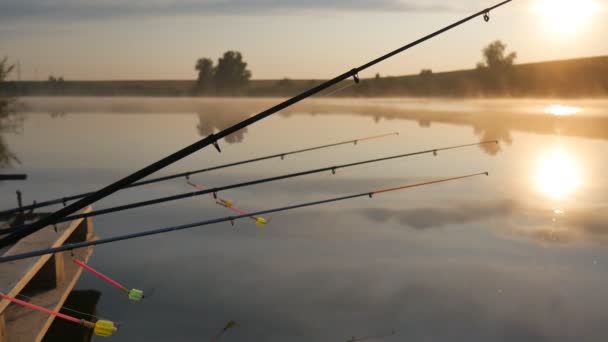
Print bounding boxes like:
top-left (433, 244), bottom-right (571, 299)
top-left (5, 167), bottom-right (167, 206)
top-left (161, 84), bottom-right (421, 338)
top-left (533, 0), bottom-right (599, 35)
top-left (534, 147), bottom-right (582, 200)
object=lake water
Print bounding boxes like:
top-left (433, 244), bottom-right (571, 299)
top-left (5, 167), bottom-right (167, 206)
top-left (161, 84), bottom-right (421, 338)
top-left (2, 97), bottom-right (608, 341)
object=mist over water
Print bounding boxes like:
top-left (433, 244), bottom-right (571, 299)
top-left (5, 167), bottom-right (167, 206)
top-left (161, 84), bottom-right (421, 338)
top-left (2, 97), bottom-right (608, 341)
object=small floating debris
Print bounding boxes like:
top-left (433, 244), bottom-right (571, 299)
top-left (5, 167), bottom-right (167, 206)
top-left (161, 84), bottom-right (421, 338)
top-left (211, 320), bottom-right (239, 341)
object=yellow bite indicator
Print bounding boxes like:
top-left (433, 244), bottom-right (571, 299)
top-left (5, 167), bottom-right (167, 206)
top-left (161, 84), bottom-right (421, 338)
top-left (255, 217), bottom-right (267, 226)
top-left (82, 319), bottom-right (118, 337)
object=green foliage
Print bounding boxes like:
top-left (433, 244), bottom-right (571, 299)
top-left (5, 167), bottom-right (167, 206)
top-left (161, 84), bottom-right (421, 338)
top-left (478, 40), bottom-right (517, 71)
top-left (0, 57), bottom-right (15, 82)
top-left (420, 69), bottom-right (433, 77)
top-left (194, 51), bottom-right (251, 94)
top-left (277, 78), bottom-right (293, 87)
top-left (0, 57), bottom-right (21, 168)
top-left (195, 58), bottom-right (214, 92)
top-left (476, 40), bottom-right (517, 94)
top-left (213, 51), bottom-right (251, 92)
top-left (48, 75), bottom-right (65, 83)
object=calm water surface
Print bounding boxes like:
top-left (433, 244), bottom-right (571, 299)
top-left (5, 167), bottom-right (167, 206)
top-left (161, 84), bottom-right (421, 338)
top-left (2, 97), bottom-right (608, 341)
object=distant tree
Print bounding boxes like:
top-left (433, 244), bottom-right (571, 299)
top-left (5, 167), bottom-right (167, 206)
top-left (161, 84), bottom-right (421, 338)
top-left (48, 75), bottom-right (56, 82)
top-left (213, 51), bottom-right (251, 92)
top-left (420, 69), bottom-right (433, 77)
top-left (419, 69), bottom-right (434, 95)
top-left (0, 57), bottom-right (15, 110)
top-left (0, 57), bottom-right (20, 168)
top-left (477, 40), bottom-right (517, 72)
top-left (0, 58), bottom-right (14, 83)
top-left (195, 58), bottom-right (214, 92)
top-left (476, 40), bottom-right (517, 94)
top-left (277, 78), bottom-right (293, 87)
top-left (375, 73), bottom-right (381, 80)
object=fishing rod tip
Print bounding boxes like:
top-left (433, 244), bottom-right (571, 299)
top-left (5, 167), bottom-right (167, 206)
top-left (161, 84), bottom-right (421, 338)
top-left (484, 172), bottom-right (489, 176)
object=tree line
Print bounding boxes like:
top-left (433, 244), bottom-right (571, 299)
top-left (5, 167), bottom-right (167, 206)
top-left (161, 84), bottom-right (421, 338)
top-left (193, 41), bottom-right (520, 97)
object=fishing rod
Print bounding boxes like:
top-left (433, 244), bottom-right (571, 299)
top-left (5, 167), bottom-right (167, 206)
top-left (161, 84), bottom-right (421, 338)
top-left (0, 141), bottom-right (496, 234)
top-left (0, 133), bottom-right (398, 218)
top-left (0, 0), bottom-right (513, 247)
top-left (0, 174), bottom-right (27, 181)
top-left (0, 292), bottom-right (118, 337)
top-left (0, 172), bottom-right (488, 263)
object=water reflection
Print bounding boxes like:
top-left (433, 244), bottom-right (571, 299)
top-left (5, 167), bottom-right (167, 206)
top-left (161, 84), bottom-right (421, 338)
top-left (43, 290), bottom-right (101, 342)
top-left (196, 110), bottom-right (249, 144)
top-left (27, 98), bottom-right (608, 156)
top-left (534, 146), bottom-right (582, 200)
top-left (544, 104), bottom-right (581, 116)
top-left (0, 98), bottom-right (22, 168)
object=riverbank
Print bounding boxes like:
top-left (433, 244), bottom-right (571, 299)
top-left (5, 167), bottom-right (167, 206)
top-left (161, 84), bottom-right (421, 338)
top-left (2, 56), bottom-right (607, 98)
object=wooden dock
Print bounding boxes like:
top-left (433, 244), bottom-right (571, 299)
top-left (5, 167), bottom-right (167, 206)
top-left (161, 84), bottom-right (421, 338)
top-left (0, 208), bottom-right (96, 342)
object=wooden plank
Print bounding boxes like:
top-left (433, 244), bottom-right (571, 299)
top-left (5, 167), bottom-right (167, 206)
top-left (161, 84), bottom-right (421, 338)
top-left (3, 246), bottom-right (94, 342)
top-left (0, 207), bottom-right (92, 314)
top-left (0, 313), bottom-right (6, 342)
top-left (53, 254), bottom-right (65, 288)
top-left (0, 207), bottom-right (97, 342)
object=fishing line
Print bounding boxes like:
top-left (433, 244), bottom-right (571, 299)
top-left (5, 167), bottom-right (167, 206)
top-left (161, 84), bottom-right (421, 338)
top-left (0, 292), bottom-right (118, 337)
top-left (0, 0), bottom-right (513, 247)
top-left (0, 172), bottom-right (488, 263)
top-left (320, 81), bottom-right (357, 98)
top-left (0, 141), bottom-right (497, 234)
top-left (1, 289), bottom-right (103, 321)
top-left (346, 329), bottom-right (396, 342)
top-left (0, 133), bottom-right (398, 218)
top-left (186, 179), bottom-right (267, 226)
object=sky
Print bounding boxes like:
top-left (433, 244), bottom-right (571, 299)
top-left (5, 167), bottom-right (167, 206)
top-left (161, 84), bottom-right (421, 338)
top-left (1, 0), bottom-right (607, 80)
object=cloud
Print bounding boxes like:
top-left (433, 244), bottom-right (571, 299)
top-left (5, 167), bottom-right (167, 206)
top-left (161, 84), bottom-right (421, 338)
top-left (358, 198), bottom-right (608, 245)
top-left (361, 199), bottom-right (517, 229)
top-left (0, 0), bottom-right (455, 21)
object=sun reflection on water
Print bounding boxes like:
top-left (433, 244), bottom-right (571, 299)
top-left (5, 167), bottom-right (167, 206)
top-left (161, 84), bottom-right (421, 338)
top-left (534, 146), bottom-right (582, 200)
top-left (544, 104), bottom-right (581, 116)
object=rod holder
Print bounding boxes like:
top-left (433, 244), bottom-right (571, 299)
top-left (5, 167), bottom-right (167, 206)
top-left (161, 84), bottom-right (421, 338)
top-left (352, 70), bottom-right (360, 84)
top-left (16, 191), bottom-right (23, 214)
top-left (209, 134), bottom-right (222, 153)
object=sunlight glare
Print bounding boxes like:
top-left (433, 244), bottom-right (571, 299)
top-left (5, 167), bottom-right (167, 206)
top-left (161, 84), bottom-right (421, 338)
top-left (533, 0), bottom-right (599, 35)
top-left (544, 104), bottom-right (581, 116)
top-left (534, 147), bottom-right (582, 200)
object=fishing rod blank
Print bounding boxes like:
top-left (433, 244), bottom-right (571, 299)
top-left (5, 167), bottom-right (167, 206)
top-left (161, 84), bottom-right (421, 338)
top-left (0, 172), bottom-right (488, 263)
top-left (0, 133), bottom-right (398, 218)
top-left (0, 0), bottom-right (513, 248)
top-left (0, 141), bottom-right (497, 233)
